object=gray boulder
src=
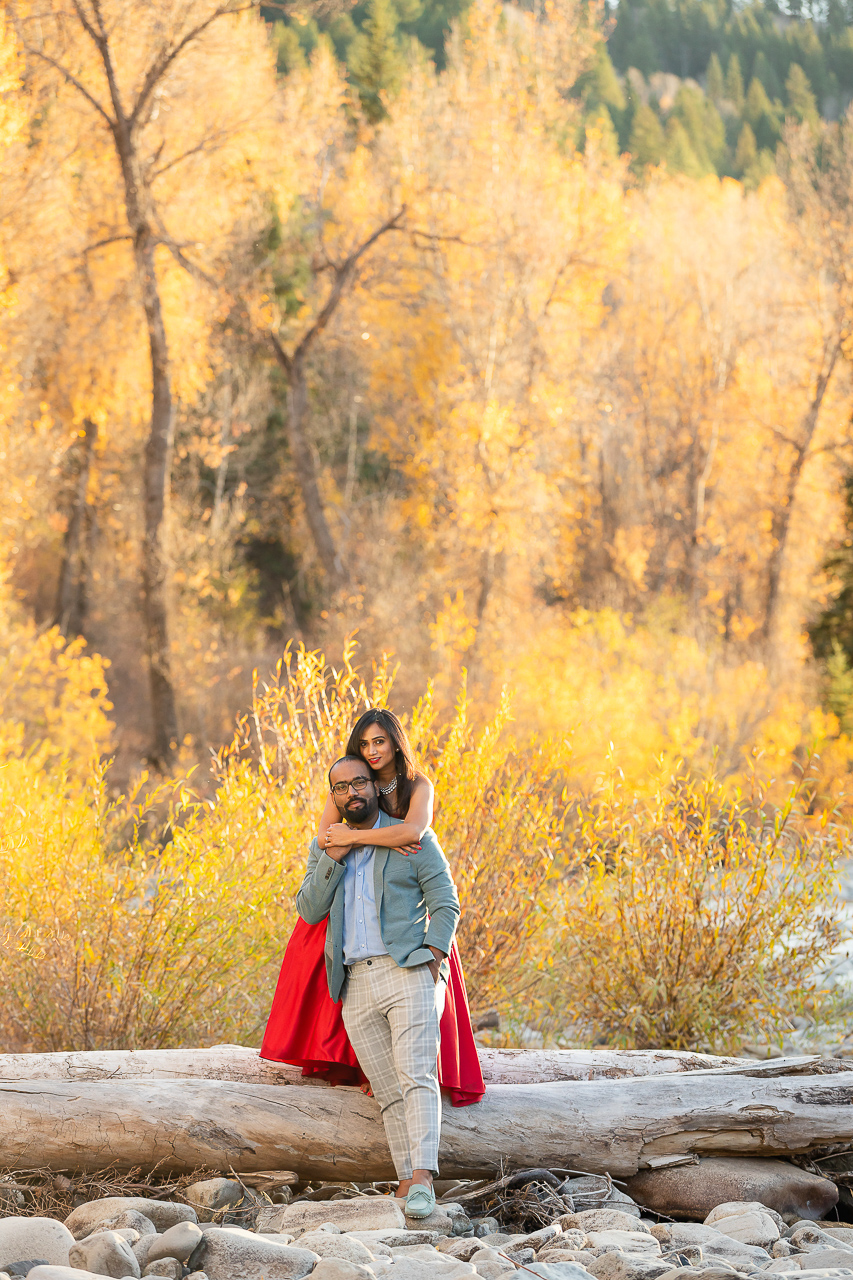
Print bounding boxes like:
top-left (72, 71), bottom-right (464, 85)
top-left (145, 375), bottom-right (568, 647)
top-left (587, 1254), bottom-right (673, 1280)
top-left (184, 1179), bottom-right (245, 1224)
top-left (27, 1269), bottom-right (118, 1280)
top-left (790, 1229), bottom-right (853, 1255)
top-left (0, 1222), bottom-right (75, 1271)
top-left (68, 1229), bottom-right (140, 1279)
top-left (562, 1215), bottom-right (651, 1237)
top-left (143, 1263), bottom-right (182, 1280)
top-left (197, 1229), bottom-right (318, 1280)
top-left (377, 1258), bottom-right (475, 1280)
top-left (794, 1256), bottom-right (853, 1272)
top-left (626, 1161), bottom-right (838, 1226)
top-left (311, 1262), bottom-right (379, 1280)
top-left (296, 1232), bottom-right (377, 1265)
top-left (437, 1240), bottom-right (488, 1262)
top-left (145, 1221), bottom-right (204, 1266)
top-left (274, 1199), bottom-right (406, 1236)
top-left (706, 1204), bottom-right (782, 1249)
top-left (520, 1265), bottom-right (596, 1280)
top-left (65, 1199), bottom-right (197, 1240)
top-left (585, 1233), bottom-right (660, 1258)
top-left (83, 1212), bottom-right (156, 1240)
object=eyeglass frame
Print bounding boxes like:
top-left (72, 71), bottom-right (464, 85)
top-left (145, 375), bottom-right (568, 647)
top-left (330, 775), bottom-right (374, 797)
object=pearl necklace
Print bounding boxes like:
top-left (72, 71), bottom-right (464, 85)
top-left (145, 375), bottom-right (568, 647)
top-left (379, 777), bottom-right (398, 795)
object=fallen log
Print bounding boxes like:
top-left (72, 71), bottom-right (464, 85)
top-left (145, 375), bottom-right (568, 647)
top-left (2, 1069), bottom-right (853, 1179)
top-left (0, 1045), bottom-right (775, 1086)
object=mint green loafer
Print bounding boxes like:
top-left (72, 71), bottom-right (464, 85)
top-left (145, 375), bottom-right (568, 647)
top-left (405, 1182), bottom-right (436, 1219)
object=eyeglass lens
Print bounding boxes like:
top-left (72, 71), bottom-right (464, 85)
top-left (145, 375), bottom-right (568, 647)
top-left (331, 777), bottom-right (371, 795)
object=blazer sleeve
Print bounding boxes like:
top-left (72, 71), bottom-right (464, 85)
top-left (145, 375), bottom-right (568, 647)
top-left (417, 830), bottom-right (461, 955)
top-left (296, 838), bottom-right (346, 924)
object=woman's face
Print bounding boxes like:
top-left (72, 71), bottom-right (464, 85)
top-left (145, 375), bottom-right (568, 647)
top-left (359, 725), bottom-right (395, 772)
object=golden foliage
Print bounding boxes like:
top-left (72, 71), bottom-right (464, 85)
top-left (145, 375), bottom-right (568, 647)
top-left (551, 762), bottom-right (847, 1051)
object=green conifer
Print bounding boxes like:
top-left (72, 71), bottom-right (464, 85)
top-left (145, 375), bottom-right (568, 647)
top-left (725, 53), bottom-right (745, 112)
top-left (664, 117), bottom-right (703, 177)
top-left (734, 121), bottom-right (757, 175)
top-left (628, 103), bottom-right (666, 170)
top-left (785, 62), bottom-right (819, 127)
top-left (706, 53), bottom-right (725, 102)
top-left (745, 76), bottom-right (782, 151)
top-left (349, 0), bottom-right (403, 124)
top-left (752, 50), bottom-right (783, 101)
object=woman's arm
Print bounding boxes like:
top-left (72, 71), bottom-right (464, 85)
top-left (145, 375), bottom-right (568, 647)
top-left (317, 792), bottom-right (339, 843)
top-left (325, 775), bottom-right (434, 849)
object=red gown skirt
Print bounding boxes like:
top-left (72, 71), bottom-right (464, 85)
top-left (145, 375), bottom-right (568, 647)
top-left (260, 916), bottom-right (485, 1106)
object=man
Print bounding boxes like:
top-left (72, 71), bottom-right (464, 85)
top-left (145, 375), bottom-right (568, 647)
top-left (296, 755), bottom-right (460, 1219)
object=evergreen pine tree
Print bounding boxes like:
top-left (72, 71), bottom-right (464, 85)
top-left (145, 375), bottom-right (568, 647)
top-left (746, 76), bottom-right (782, 151)
top-left (725, 53), bottom-right (745, 112)
top-left (707, 52), bottom-right (724, 102)
top-left (664, 116), bottom-right (703, 177)
top-left (752, 50), bottom-right (783, 101)
top-left (785, 62), bottom-right (819, 127)
top-left (349, 0), bottom-right (403, 124)
top-left (734, 121), bottom-right (757, 174)
top-left (628, 103), bottom-right (666, 170)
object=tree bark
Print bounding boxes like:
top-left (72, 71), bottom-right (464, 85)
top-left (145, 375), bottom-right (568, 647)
top-left (0, 1044), bottom-right (759, 1086)
top-left (0, 1069), bottom-right (851, 1178)
top-left (54, 418), bottom-right (97, 638)
top-left (762, 336), bottom-right (842, 646)
top-left (286, 352), bottom-right (344, 583)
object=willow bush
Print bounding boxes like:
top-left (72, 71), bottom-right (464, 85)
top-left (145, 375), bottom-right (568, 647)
top-left (548, 763), bottom-right (849, 1052)
top-left (0, 624), bottom-right (846, 1052)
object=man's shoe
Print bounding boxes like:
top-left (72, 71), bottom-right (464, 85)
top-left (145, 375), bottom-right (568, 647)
top-left (405, 1182), bottom-right (436, 1219)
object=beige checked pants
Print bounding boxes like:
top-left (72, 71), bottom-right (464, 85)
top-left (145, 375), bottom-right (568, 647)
top-left (341, 953), bottom-right (447, 1179)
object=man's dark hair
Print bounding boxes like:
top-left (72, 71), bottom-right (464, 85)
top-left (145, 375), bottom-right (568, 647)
top-left (328, 754), bottom-right (371, 787)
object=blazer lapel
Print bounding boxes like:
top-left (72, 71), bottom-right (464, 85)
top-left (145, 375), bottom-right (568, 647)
top-left (372, 809), bottom-right (392, 918)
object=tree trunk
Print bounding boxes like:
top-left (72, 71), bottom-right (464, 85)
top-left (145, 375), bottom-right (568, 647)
top-left (54, 418), bottom-right (97, 637)
top-left (286, 354), bottom-right (344, 583)
top-left (0, 1068), bottom-right (851, 1177)
top-left (0, 1044), bottom-right (759, 1086)
top-left (763, 337), bottom-right (842, 645)
top-left (135, 226), bottom-right (180, 766)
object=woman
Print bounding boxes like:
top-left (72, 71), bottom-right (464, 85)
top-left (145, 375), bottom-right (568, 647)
top-left (260, 708), bottom-right (485, 1111)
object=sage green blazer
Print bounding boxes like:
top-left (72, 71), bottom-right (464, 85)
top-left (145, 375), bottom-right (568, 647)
top-left (295, 810), bottom-right (460, 1003)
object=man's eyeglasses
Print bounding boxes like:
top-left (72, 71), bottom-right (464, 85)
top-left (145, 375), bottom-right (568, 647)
top-left (330, 776), bottom-right (373, 796)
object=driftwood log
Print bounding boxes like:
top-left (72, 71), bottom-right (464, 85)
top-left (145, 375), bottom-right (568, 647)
top-left (0, 1045), bottom-right (754, 1087)
top-left (1, 1065), bottom-right (852, 1179)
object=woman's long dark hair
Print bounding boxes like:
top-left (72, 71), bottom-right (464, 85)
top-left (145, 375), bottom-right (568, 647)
top-left (346, 708), bottom-right (418, 817)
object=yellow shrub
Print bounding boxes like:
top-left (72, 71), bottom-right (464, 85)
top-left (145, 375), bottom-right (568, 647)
top-left (548, 762), bottom-right (848, 1052)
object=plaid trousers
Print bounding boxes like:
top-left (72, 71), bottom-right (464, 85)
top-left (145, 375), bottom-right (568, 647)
top-left (341, 953), bottom-right (446, 1179)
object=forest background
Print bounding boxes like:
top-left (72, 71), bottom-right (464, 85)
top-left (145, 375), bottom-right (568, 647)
top-left (2, 0), bottom-right (853, 1057)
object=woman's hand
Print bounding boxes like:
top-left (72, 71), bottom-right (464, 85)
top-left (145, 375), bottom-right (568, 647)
top-left (324, 822), bottom-right (361, 850)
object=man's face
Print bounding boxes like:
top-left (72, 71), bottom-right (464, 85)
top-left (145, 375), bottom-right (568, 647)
top-left (329, 758), bottom-right (379, 826)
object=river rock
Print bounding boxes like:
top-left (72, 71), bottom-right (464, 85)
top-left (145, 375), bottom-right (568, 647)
top-left (793, 1254), bottom-right (853, 1271)
top-left (269, 1200), bottom-right (407, 1236)
top-left (790, 1228), bottom-right (853, 1254)
top-left (626, 1161), bottom-right (838, 1226)
top-left (436, 1241), bottom-right (485, 1261)
top-left (27, 1269), bottom-right (119, 1280)
top-left (824, 1234), bottom-right (853, 1248)
top-left (760, 1261), bottom-right (801, 1274)
top-left (144, 1262), bottom-right (182, 1279)
top-left (562, 1214), bottom-right (651, 1237)
top-left (296, 1232), bottom-right (378, 1265)
top-left (197, 1229), bottom-right (318, 1280)
top-left (587, 1254), bottom-right (673, 1280)
top-left (184, 1179), bottom-right (245, 1224)
top-left (539, 1251), bottom-right (597, 1267)
top-left (523, 1264), bottom-right (598, 1280)
top-left (704, 1206), bottom-right (780, 1250)
top-left (520, 1227), bottom-right (563, 1251)
top-left (65, 1199), bottom-right (197, 1240)
top-left (84, 1211), bottom-right (157, 1240)
top-left (380, 1259), bottom-right (475, 1280)
top-left (654, 1269), bottom-right (743, 1280)
top-left (68, 1229), bottom-right (140, 1279)
top-left (585, 1233), bottom-right (661, 1258)
top-left (146, 1221), bottom-right (204, 1265)
top-left (0, 1222), bottom-right (75, 1270)
top-left (311, 1262), bottom-right (378, 1280)
top-left (468, 1246), bottom-right (516, 1275)
top-left (653, 1222), bottom-right (771, 1270)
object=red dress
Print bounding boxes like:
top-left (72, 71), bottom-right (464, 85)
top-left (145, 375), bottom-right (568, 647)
top-left (260, 915), bottom-right (485, 1106)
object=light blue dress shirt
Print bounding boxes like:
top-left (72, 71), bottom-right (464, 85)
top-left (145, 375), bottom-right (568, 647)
top-left (342, 814), bottom-right (389, 965)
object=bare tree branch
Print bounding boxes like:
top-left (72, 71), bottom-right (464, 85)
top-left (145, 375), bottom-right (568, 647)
top-left (129, 3), bottom-right (258, 133)
top-left (13, 37), bottom-right (114, 130)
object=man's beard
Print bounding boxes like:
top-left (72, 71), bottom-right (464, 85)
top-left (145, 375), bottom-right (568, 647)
top-left (338, 794), bottom-right (378, 824)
